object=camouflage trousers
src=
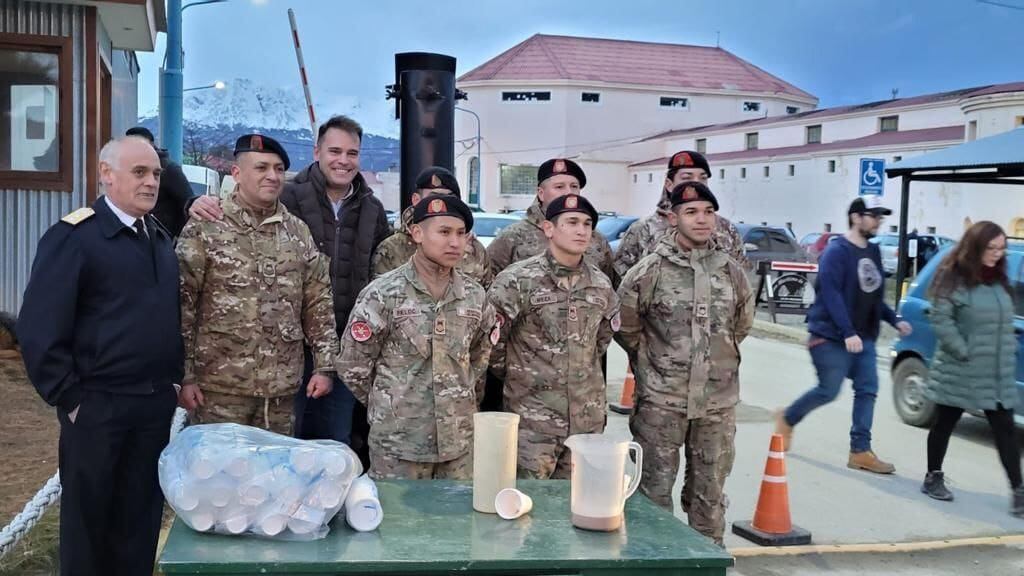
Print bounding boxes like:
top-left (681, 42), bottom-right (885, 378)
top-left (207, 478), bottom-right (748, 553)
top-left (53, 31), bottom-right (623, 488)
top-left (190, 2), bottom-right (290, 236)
top-left (517, 429), bottom-right (573, 480)
top-left (369, 451), bottom-right (473, 480)
top-left (192, 391), bottom-right (294, 436)
top-left (630, 402), bottom-right (736, 545)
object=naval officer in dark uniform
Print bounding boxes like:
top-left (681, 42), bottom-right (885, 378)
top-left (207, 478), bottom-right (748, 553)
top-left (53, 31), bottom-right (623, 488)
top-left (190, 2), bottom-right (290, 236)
top-left (17, 135), bottom-right (184, 576)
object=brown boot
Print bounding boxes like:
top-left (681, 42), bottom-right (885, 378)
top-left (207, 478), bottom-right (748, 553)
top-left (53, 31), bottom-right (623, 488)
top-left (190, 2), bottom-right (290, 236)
top-left (848, 450), bottom-right (896, 474)
top-left (773, 410), bottom-right (793, 451)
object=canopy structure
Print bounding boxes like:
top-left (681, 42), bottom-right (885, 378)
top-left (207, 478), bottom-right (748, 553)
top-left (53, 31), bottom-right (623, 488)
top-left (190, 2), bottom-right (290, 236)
top-left (885, 127), bottom-right (1024, 305)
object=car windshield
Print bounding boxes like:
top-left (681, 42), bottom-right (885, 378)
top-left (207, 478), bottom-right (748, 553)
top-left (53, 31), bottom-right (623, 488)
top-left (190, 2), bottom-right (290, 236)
top-left (872, 235), bottom-right (899, 246)
top-left (801, 233), bottom-right (821, 245)
top-left (473, 217), bottom-right (518, 237)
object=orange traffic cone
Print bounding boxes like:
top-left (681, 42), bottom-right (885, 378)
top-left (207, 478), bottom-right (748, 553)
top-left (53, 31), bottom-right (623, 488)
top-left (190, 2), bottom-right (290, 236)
top-left (609, 365), bottom-right (635, 414)
top-left (732, 434), bottom-right (812, 546)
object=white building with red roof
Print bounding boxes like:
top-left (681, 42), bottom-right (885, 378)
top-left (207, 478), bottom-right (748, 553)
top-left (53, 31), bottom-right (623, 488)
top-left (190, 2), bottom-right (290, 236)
top-left (455, 34), bottom-right (818, 208)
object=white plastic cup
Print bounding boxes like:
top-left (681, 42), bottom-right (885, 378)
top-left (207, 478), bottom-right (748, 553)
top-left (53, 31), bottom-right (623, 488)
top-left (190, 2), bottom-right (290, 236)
top-left (257, 513), bottom-right (288, 537)
top-left (287, 504), bottom-right (327, 535)
top-left (198, 475), bottom-right (235, 508)
top-left (322, 451), bottom-right (348, 477)
top-left (307, 477), bottom-right (345, 509)
top-left (168, 479), bottom-right (199, 512)
top-left (344, 475), bottom-right (383, 532)
top-left (219, 506), bottom-right (251, 535)
top-left (188, 446), bottom-right (219, 480)
top-left (494, 488), bottom-right (533, 520)
top-left (224, 454), bottom-right (250, 478)
top-left (289, 448), bottom-right (320, 476)
top-left (188, 507), bottom-right (216, 532)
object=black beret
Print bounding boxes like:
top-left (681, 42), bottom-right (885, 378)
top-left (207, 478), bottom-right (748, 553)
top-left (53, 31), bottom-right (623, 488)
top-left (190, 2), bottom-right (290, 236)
top-left (234, 134), bottom-right (290, 170)
top-left (415, 166), bottom-right (460, 196)
top-left (667, 150), bottom-right (710, 176)
top-left (412, 194), bottom-right (474, 232)
top-left (125, 126), bottom-right (155, 143)
top-left (545, 193), bottom-right (598, 228)
top-left (669, 181), bottom-right (719, 211)
top-left (537, 158), bottom-right (586, 188)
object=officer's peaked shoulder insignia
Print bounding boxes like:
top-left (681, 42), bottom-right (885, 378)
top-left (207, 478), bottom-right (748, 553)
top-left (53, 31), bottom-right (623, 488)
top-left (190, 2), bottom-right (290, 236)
top-left (61, 207), bottom-right (95, 226)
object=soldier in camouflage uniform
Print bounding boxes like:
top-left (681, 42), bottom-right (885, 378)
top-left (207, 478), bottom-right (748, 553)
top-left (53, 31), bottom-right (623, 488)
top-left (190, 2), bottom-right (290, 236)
top-left (487, 158), bottom-right (616, 285)
top-left (487, 194), bottom-right (620, 479)
top-left (615, 150), bottom-right (747, 280)
top-left (337, 194), bottom-right (498, 479)
top-left (373, 166), bottom-right (492, 287)
top-left (177, 135), bottom-right (338, 435)
top-left (615, 181), bottom-right (754, 546)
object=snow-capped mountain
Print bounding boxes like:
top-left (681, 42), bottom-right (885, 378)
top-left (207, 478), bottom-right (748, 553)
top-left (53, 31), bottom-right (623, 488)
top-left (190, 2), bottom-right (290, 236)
top-left (138, 78), bottom-right (399, 171)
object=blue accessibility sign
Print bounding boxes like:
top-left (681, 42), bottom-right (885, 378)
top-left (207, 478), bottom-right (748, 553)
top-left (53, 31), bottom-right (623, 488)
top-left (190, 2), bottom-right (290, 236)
top-left (859, 158), bottom-right (885, 196)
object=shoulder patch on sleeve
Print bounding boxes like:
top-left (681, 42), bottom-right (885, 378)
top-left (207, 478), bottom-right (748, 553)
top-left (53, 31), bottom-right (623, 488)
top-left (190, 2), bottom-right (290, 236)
top-left (61, 207), bottom-right (95, 226)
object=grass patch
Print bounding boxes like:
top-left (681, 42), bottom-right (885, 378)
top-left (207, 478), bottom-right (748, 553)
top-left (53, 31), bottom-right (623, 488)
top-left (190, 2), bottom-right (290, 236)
top-left (0, 506), bottom-right (59, 576)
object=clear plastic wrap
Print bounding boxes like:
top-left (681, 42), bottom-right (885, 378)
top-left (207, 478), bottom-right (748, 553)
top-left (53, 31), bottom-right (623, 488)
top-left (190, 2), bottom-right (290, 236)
top-left (159, 423), bottom-right (362, 540)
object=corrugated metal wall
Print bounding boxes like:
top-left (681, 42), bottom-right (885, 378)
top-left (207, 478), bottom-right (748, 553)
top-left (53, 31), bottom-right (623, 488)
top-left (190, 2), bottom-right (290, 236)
top-left (0, 1), bottom-right (87, 314)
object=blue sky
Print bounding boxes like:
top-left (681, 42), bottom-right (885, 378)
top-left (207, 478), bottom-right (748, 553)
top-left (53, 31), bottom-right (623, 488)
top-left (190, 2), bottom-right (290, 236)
top-left (139, 0), bottom-right (1024, 137)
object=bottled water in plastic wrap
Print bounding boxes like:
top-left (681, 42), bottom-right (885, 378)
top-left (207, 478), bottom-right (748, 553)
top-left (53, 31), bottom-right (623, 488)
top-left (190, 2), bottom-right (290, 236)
top-left (159, 423), bottom-right (362, 540)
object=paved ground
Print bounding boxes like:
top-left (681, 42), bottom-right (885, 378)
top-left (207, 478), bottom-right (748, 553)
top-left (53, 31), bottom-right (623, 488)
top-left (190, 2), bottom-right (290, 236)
top-left (602, 331), bottom-right (1024, 572)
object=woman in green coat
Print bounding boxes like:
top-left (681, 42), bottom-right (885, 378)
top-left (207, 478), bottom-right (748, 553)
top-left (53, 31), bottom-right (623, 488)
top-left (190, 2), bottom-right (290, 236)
top-left (922, 221), bottom-right (1022, 517)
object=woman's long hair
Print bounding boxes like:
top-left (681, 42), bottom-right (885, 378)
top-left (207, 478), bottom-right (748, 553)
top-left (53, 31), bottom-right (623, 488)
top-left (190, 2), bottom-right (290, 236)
top-left (930, 221), bottom-right (1010, 299)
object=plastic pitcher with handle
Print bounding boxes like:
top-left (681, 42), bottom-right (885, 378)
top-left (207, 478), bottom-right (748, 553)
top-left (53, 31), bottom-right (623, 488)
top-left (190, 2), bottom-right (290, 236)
top-left (564, 434), bottom-right (643, 531)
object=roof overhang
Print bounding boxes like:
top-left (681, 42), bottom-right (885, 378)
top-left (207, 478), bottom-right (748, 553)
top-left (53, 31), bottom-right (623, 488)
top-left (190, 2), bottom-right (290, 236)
top-left (64, 0), bottom-right (165, 52)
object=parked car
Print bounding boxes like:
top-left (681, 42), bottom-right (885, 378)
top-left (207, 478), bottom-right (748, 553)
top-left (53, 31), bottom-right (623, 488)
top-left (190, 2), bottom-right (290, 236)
top-left (473, 213), bottom-right (522, 247)
top-left (596, 215), bottom-right (639, 253)
top-left (871, 234), bottom-right (956, 276)
top-left (891, 242), bottom-right (1024, 427)
top-left (385, 210), bottom-right (399, 229)
top-left (181, 164), bottom-right (220, 197)
top-left (800, 232), bottom-right (842, 262)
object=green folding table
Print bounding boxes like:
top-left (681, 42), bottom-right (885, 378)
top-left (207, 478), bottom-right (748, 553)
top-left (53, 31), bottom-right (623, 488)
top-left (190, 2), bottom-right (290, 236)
top-left (159, 479), bottom-right (733, 575)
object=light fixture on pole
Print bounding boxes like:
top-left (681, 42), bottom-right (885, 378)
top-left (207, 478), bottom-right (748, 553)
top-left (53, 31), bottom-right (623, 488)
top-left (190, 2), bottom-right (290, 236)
top-left (183, 81), bottom-right (226, 93)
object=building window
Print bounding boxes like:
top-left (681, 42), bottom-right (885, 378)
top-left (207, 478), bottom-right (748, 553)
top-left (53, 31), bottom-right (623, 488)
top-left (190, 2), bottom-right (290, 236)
top-left (893, 155), bottom-right (902, 162)
top-left (632, 173), bottom-right (637, 183)
top-left (806, 124), bottom-right (822, 144)
top-left (1016, 116), bottom-right (1024, 127)
top-left (695, 138), bottom-right (707, 154)
top-left (501, 91), bottom-right (551, 102)
top-left (467, 156), bottom-right (480, 205)
top-left (648, 173), bottom-right (653, 183)
top-left (880, 115), bottom-right (899, 132)
top-left (660, 96), bottom-right (689, 109)
top-left (743, 101), bottom-right (762, 113)
top-left (828, 160), bottom-right (837, 173)
top-left (787, 106), bottom-right (800, 114)
top-left (581, 92), bottom-right (600, 103)
top-left (0, 34), bottom-right (73, 191)
top-left (719, 169), bottom-right (725, 180)
top-left (788, 164), bottom-right (795, 176)
top-left (499, 164), bottom-right (539, 195)
top-left (745, 132), bottom-right (758, 150)
top-left (763, 166), bottom-right (771, 178)
top-left (740, 167), bottom-right (747, 179)
top-left (968, 120), bottom-right (978, 141)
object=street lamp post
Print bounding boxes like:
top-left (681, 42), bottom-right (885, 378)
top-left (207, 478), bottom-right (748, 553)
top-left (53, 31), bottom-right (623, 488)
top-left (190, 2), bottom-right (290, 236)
top-left (455, 106), bottom-right (481, 206)
top-left (183, 81), bottom-right (226, 93)
top-left (160, 0), bottom-right (229, 163)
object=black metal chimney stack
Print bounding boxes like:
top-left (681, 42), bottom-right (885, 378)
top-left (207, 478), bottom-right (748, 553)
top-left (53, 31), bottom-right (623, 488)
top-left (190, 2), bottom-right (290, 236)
top-left (387, 52), bottom-right (466, 212)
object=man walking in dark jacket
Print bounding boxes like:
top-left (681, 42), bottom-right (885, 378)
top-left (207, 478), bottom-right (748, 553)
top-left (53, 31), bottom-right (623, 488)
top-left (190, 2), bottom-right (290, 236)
top-left (188, 116), bottom-right (390, 465)
top-left (775, 196), bottom-right (912, 474)
top-left (126, 126), bottom-right (193, 237)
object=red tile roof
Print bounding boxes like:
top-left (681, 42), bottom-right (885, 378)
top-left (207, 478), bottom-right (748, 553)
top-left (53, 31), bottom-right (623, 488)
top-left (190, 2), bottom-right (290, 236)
top-left (640, 83), bottom-right (1024, 142)
top-left (630, 125), bottom-right (965, 168)
top-left (458, 34), bottom-right (816, 102)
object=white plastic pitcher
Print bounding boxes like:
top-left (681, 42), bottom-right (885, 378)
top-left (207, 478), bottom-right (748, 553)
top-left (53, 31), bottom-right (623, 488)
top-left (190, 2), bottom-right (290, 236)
top-left (564, 434), bottom-right (642, 531)
top-left (473, 412), bottom-right (520, 513)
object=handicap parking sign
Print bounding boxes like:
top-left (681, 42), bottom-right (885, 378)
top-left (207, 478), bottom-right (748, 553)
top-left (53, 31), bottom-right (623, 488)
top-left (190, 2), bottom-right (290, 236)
top-left (859, 158), bottom-right (885, 196)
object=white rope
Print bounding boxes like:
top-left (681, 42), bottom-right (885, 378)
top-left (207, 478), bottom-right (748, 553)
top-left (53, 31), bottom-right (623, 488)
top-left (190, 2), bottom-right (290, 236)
top-left (0, 407), bottom-right (189, 558)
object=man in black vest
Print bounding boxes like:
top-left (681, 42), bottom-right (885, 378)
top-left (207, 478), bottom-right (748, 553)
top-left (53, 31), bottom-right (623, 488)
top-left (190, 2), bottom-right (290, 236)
top-left (188, 117), bottom-right (389, 466)
top-left (18, 136), bottom-right (183, 576)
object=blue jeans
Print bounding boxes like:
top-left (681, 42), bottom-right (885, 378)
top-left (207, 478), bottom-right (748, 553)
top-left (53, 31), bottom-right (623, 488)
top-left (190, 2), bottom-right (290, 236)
top-left (293, 347), bottom-right (355, 445)
top-left (783, 338), bottom-right (878, 453)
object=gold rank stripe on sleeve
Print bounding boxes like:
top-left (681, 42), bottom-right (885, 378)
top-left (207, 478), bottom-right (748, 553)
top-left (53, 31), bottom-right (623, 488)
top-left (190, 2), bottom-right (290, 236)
top-left (61, 207), bottom-right (95, 226)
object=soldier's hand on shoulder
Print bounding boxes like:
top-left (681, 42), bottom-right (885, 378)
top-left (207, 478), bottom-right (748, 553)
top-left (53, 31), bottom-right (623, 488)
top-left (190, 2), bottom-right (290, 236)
top-left (189, 195), bottom-right (223, 222)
